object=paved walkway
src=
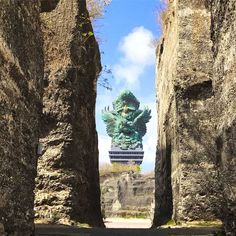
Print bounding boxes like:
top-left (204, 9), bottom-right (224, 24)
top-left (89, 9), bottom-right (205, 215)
top-left (104, 218), bottom-right (151, 228)
top-left (35, 224), bottom-right (222, 236)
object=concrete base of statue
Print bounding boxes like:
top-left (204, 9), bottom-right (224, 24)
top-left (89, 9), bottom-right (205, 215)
top-left (109, 146), bottom-right (144, 165)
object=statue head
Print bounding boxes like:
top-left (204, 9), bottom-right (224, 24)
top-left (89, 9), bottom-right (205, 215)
top-left (113, 89), bottom-right (140, 113)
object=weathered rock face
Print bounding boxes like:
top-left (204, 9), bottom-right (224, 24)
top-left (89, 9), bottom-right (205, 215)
top-left (208, 0), bottom-right (236, 233)
top-left (35, 0), bottom-right (104, 227)
top-left (154, 0), bottom-right (236, 232)
top-left (101, 172), bottom-right (154, 218)
top-left (154, 0), bottom-right (217, 225)
top-left (0, 1), bottom-right (43, 235)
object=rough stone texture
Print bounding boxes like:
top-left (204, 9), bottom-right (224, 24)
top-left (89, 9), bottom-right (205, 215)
top-left (154, 0), bottom-right (218, 226)
top-left (35, 0), bottom-right (104, 227)
top-left (208, 0), bottom-right (236, 234)
top-left (0, 223), bottom-right (5, 236)
top-left (153, 0), bottom-right (236, 233)
top-left (100, 171), bottom-right (154, 218)
top-left (0, 1), bottom-right (43, 235)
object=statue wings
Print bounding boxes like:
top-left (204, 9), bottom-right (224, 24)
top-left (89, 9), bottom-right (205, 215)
top-left (133, 107), bottom-right (151, 137)
top-left (102, 106), bottom-right (151, 139)
top-left (101, 110), bottom-right (117, 138)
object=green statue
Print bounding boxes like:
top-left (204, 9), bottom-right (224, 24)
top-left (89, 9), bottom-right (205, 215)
top-left (102, 89), bottom-right (151, 150)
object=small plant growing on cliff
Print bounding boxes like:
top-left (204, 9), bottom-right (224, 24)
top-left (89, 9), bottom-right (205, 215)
top-left (98, 65), bottom-right (113, 90)
top-left (166, 219), bottom-right (176, 226)
top-left (155, 0), bottom-right (168, 28)
top-left (85, 1), bottom-right (113, 90)
top-left (86, 0), bottom-right (112, 20)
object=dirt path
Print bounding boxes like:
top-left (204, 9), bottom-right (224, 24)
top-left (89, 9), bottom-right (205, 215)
top-left (35, 224), bottom-right (222, 236)
top-left (104, 218), bottom-right (151, 228)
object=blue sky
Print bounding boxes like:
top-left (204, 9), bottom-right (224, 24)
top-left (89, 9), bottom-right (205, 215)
top-left (95, 0), bottom-right (164, 172)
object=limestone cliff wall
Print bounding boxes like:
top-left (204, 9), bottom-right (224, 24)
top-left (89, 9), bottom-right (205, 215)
top-left (0, 1), bottom-right (43, 235)
top-left (35, 0), bottom-right (104, 227)
top-left (154, 0), bottom-right (235, 232)
top-left (208, 0), bottom-right (236, 233)
top-left (100, 171), bottom-right (154, 218)
top-left (154, 0), bottom-right (217, 225)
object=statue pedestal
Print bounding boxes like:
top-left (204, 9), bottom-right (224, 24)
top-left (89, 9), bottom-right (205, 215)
top-left (109, 146), bottom-right (144, 165)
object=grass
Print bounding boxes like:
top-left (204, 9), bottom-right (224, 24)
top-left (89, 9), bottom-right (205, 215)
top-left (108, 210), bottom-right (150, 219)
top-left (99, 162), bottom-right (141, 176)
top-left (185, 220), bottom-right (223, 227)
top-left (166, 219), bottom-right (176, 226)
top-left (162, 219), bottom-right (223, 228)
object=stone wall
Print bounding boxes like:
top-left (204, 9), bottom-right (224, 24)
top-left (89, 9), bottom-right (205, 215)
top-left (101, 171), bottom-right (155, 219)
top-left (154, 0), bottom-right (217, 226)
top-left (208, 0), bottom-right (236, 233)
top-left (0, 1), bottom-right (43, 235)
top-left (35, 0), bottom-right (104, 227)
top-left (154, 0), bottom-right (235, 231)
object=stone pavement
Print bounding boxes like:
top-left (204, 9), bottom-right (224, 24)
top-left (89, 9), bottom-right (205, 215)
top-left (104, 218), bottom-right (152, 228)
top-left (35, 224), bottom-right (222, 236)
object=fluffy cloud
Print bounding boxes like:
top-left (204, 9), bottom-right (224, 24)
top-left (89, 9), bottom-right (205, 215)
top-left (96, 92), bottom-right (114, 112)
top-left (142, 101), bottom-right (157, 165)
top-left (113, 26), bottom-right (155, 87)
top-left (119, 27), bottom-right (155, 65)
top-left (98, 134), bottom-right (111, 165)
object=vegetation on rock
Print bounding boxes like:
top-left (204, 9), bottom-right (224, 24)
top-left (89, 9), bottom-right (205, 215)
top-left (86, 0), bottom-right (111, 20)
top-left (100, 163), bottom-right (141, 176)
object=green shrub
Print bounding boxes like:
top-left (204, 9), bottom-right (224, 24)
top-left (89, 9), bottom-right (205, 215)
top-left (99, 162), bottom-right (141, 176)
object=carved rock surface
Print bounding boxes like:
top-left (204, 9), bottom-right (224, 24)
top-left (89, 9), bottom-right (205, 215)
top-left (101, 171), bottom-right (154, 218)
top-left (153, 0), bottom-right (235, 232)
top-left (209, 0), bottom-right (236, 233)
top-left (154, 0), bottom-right (216, 225)
top-left (0, 1), bottom-right (43, 235)
top-left (35, 0), bottom-right (103, 227)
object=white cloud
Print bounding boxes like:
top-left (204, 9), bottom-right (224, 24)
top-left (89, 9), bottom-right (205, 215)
top-left (96, 92), bottom-right (114, 112)
top-left (96, 93), bottom-right (113, 166)
top-left (113, 26), bottom-right (155, 88)
top-left (114, 64), bottom-right (143, 86)
top-left (98, 134), bottom-right (111, 165)
top-left (119, 27), bottom-right (155, 65)
top-left (142, 101), bottom-right (157, 165)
